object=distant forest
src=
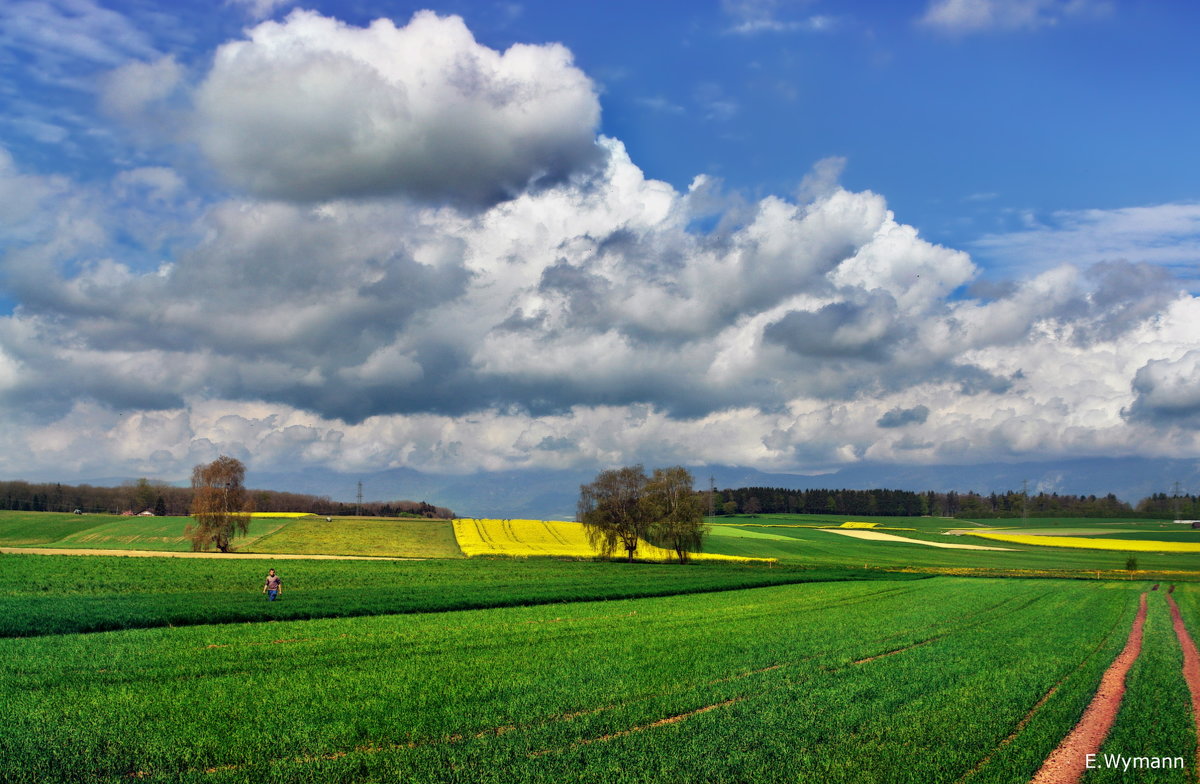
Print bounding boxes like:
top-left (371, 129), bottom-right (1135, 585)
top-left (713, 486), bottom-right (1199, 519)
top-left (0, 479), bottom-right (454, 519)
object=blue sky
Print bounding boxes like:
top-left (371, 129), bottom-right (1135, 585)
top-left (5, 0), bottom-right (1198, 264)
top-left (1, 0), bottom-right (1199, 487)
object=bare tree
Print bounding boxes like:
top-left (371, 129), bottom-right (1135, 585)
top-left (186, 456), bottom-right (254, 552)
top-left (578, 465), bottom-right (648, 562)
top-left (644, 466), bottom-right (707, 563)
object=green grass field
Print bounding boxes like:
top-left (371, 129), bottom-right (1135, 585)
top-left (2, 576), bottom-right (1196, 783)
top-left (248, 517), bottom-right (464, 558)
top-left (0, 511), bottom-right (126, 545)
top-left (42, 515), bottom-right (288, 551)
top-left (3, 510), bottom-right (1199, 782)
top-left (0, 511), bottom-right (459, 558)
top-left (0, 553), bottom-right (889, 637)
top-left (703, 515), bottom-right (1200, 577)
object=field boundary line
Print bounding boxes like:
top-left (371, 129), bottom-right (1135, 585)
top-left (1030, 591), bottom-right (1148, 784)
top-left (1166, 594), bottom-right (1200, 777)
top-left (845, 590), bottom-right (1050, 668)
top-left (529, 698), bottom-right (744, 757)
top-left (849, 634), bottom-right (944, 665)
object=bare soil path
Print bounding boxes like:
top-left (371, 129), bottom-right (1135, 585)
top-left (1166, 594), bottom-right (1200, 776)
top-left (1030, 592), bottom-right (1148, 784)
top-left (0, 546), bottom-right (421, 561)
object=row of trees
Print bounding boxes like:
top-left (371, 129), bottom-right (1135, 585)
top-left (1136, 493), bottom-right (1200, 519)
top-left (578, 465), bottom-right (706, 563)
top-left (0, 479), bottom-right (452, 519)
top-left (714, 486), bottom-right (1138, 519)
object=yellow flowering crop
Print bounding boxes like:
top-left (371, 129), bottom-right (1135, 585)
top-left (452, 519), bottom-right (770, 562)
top-left (250, 512), bottom-right (315, 518)
top-left (968, 533), bottom-right (1200, 553)
top-left (838, 522), bottom-right (880, 529)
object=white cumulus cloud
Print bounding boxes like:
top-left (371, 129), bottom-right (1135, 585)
top-left (194, 10), bottom-right (604, 206)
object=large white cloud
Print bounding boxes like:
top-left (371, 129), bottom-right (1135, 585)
top-left (2, 9), bottom-right (1199, 484)
top-left (194, 10), bottom-right (604, 206)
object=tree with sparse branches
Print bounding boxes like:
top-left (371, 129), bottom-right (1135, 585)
top-left (644, 466), bottom-right (707, 564)
top-left (186, 456), bottom-right (254, 552)
top-left (578, 465), bottom-right (648, 562)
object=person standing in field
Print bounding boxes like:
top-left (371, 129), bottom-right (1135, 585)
top-left (263, 568), bottom-right (282, 601)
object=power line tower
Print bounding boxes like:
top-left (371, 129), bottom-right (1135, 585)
top-left (708, 475), bottom-right (716, 518)
top-left (356, 480), bottom-right (363, 517)
top-left (1172, 480), bottom-right (1182, 521)
top-left (1022, 479), bottom-right (1029, 525)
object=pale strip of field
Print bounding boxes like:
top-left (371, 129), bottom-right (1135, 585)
top-left (821, 529), bottom-right (1014, 551)
top-left (946, 528), bottom-right (1160, 537)
top-left (0, 547), bottom-right (421, 560)
top-left (967, 533), bottom-right (1200, 552)
top-left (708, 525), bottom-right (798, 541)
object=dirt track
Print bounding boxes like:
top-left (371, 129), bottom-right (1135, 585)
top-left (1030, 592), bottom-right (1148, 784)
top-left (1166, 594), bottom-right (1200, 774)
top-left (0, 547), bottom-right (421, 561)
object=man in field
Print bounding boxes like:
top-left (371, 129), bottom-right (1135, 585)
top-left (263, 568), bottom-right (282, 601)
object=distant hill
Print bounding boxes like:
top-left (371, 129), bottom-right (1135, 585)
top-left (246, 457), bottom-right (1200, 520)
top-left (11, 456), bottom-right (1195, 521)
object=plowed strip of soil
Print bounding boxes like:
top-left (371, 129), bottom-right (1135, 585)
top-left (1166, 595), bottom-right (1200, 774)
top-left (1030, 592), bottom-right (1148, 784)
top-left (0, 547), bottom-right (418, 560)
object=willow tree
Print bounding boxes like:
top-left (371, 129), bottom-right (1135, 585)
top-left (578, 465), bottom-right (648, 562)
top-left (187, 456), bottom-right (253, 552)
top-left (644, 466), bottom-right (707, 563)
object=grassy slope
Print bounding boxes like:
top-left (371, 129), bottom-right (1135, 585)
top-left (0, 511), bottom-right (458, 558)
top-left (704, 518), bottom-right (1200, 576)
top-left (0, 578), bottom-right (1143, 783)
top-left (17, 515), bottom-right (287, 552)
top-left (0, 552), bottom-right (900, 637)
top-left (249, 516), bottom-right (463, 558)
top-left (0, 512), bottom-right (119, 544)
top-left (715, 514), bottom-right (1180, 532)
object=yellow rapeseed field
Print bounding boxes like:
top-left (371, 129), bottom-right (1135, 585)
top-left (452, 519), bottom-right (770, 562)
top-left (969, 532), bottom-right (1200, 553)
top-left (250, 512), bottom-right (315, 519)
top-left (838, 522), bottom-right (880, 529)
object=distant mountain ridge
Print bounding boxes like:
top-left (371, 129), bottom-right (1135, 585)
top-left (15, 457), bottom-right (1196, 520)
top-left (245, 457), bottom-right (1200, 520)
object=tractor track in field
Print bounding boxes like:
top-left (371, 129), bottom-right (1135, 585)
top-left (1030, 591), bottom-right (1148, 784)
top-left (1166, 594), bottom-right (1200, 775)
top-left (131, 591), bottom-right (1037, 779)
top-left (953, 601), bottom-right (1129, 784)
top-left (528, 698), bottom-right (745, 756)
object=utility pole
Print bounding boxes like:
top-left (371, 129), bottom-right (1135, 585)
top-left (356, 480), bottom-right (363, 517)
top-left (708, 475), bottom-right (716, 518)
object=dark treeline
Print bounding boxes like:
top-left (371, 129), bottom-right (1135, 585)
top-left (0, 479), bottom-right (454, 519)
top-left (712, 486), bottom-right (1147, 519)
top-left (1136, 493), bottom-right (1200, 519)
